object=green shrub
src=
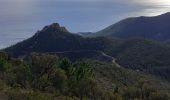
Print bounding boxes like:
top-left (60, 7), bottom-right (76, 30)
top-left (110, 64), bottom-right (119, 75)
top-left (6, 88), bottom-right (54, 100)
top-left (149, 92), bottom-right (168, 100)
top-left (122, 86), bottom-right (141, 100)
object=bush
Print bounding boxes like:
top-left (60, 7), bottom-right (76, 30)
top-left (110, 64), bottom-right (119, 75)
top-left (5, 64), bottom-right (31, 88)
top-left (6, 88), bottom-right (54, 100)
top-left (149, 92), bottom-right (168, 100)
top-left (122, 86), bottom-right (141, 100)
top-left (0, 80), bottom-right (7, 91)
top-left (50, 68), bottom-right (68, 93)
top-left (0, 52), bottom-right (8, 60)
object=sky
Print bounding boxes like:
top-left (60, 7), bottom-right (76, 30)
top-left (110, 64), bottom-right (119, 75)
top-left (0, 0), bottom-right (170, 48)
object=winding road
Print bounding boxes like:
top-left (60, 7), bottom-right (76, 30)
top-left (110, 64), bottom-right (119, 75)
top-left (18, 50), bottom-right (122, 68)
top-left (48, 50), bottom-right (121, 68)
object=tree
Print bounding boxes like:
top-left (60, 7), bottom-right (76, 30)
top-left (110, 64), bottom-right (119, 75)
top-left (70, 61), bottom-right (97, 100)
top-left (4, 62), bottom-right (31, 88)
top-left (50, 68), bottom-right (68, 93)
top-left (74, 61), bottom-right (94, 81)
top-left (59, 58), bottom-right (73, 72)
top-left (0, 51), bottom-right (9, 60)
top-left (30, 53), bottom-right (58, 77)
top-left (30, 53), bottom-right (59, 90)
top-left (135, 79), bottom-right (156, 99)
top-left (0, 52), bottom-right (9, 79)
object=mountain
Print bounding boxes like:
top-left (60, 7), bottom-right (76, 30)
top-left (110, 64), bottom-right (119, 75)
top-left (4, 23), bottom-right (170, 80)
top-left (4, 23), bottom-right (120, 60)
top-left (110, 39), bottom-right (170, 68)
top-left (5, 23), bottom-right (84, 54)
top-left (92, 12), bottom-right (170, 41)
top-left (104, 39), bottom-right (170, 80)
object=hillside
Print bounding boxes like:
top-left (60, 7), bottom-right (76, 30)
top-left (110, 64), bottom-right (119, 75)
top-left (106, 39), bottom-right (170, 80)
top-left (108, 39), bottom-right (170, 69)
top-left (5, 23), bottom-right (84, 54)
top-left (4, 23), bottom-right (170, 81)
top-left (4, 23), bottom-right (120, 58)
top-left (90, 60), bottom-right (170, 95)
top-left (92, 12), bottom-right (170, 41)
top-left (0, 52), bottom-right (169, 100)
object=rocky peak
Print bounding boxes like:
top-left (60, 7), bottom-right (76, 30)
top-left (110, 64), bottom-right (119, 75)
top-left (33, 23), bottom-right (70, 38)
top-left (42, 23), bottom-right (69, 33)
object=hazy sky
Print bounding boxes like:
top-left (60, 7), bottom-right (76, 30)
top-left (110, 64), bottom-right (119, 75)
top-left (0, 0), bottom-right (170, 48)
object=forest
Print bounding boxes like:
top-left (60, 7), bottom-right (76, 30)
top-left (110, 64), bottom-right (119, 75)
top-left (0, 51), bottom-right (169, 100)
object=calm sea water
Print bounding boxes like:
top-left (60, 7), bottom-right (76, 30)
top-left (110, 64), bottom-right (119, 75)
top-left (0, 0), bottom-right (170, 49)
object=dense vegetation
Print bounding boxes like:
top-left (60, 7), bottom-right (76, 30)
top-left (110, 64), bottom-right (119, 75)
top-left (106, 39), bottom-right (170, 80)
top-left (2, 11), bottom-right (170, 100)
top-left (2, 22), bottom-right (170, 100)
top-left (4, 23), bottom-right (170, 81)
top-left (0, 52), bottom-right (170, 100)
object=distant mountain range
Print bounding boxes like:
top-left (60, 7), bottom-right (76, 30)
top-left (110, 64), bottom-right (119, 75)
top-left (2, 12), bottom-right (170, 98)
top-left (88, 12), bottom-right (170, 42)
top-left (3, 12), bottom-right (170, 80)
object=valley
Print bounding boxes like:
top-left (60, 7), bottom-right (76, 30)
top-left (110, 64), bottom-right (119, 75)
top-left (1, 12), bottom-right (170, 100)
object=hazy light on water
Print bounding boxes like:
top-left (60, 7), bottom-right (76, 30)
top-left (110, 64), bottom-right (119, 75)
top-left (132, 0), bottom-right (170, 16)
